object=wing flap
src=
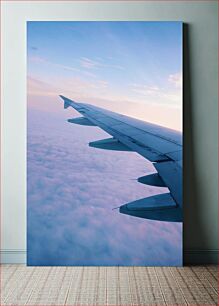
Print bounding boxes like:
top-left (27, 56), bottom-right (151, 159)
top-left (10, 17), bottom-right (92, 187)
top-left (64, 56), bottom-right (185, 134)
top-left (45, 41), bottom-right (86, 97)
top-left (89, 138), bottom-right (132, 151)
top-left (154, 161), bottom-right (182, 207)
top-left (68, 117), bottom-right (96, 126)
top-left (119, 193), bottom-right (182, 222)
top-left (137, 173), bottom-right (166, 187)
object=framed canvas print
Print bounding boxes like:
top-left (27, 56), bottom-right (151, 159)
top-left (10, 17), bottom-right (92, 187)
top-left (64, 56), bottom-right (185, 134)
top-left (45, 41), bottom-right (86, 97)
top-left (27, 21), bottom-right (182, 266)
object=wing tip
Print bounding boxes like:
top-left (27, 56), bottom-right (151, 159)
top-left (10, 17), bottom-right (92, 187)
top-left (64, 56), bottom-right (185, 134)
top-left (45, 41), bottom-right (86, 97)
top-left (59, 94), bottom-right (66, 100)
top-left (59, 95), bottom-right (77, 103)
top-left (59, 95), bottom-right (72, 109)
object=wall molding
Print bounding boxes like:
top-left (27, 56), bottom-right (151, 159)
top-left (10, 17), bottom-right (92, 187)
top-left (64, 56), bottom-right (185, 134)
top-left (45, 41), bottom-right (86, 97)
top-left (1, 250), bottom-right (26, 264)
top-left (184, 249), bottom-right (218, 265)
top-left (1, 249), bottom-right (218, 265)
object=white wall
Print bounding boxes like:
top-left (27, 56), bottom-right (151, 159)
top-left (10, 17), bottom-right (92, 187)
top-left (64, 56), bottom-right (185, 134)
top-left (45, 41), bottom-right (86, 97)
top-left (1, 1), bottom-right (218, 263)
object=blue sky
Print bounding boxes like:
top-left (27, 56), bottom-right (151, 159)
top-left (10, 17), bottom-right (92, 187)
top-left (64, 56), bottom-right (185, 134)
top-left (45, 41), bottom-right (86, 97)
top-left (27, 21), bottom-right (182, 130)
top-left (27, 21), bottom-right (182, 80)
top-left (27, 22), bottom-right (182, 266)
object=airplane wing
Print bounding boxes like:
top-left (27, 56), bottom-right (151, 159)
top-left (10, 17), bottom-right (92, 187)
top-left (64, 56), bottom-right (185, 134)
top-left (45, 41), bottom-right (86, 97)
top-left (59, 95), bottom-right (182, 222)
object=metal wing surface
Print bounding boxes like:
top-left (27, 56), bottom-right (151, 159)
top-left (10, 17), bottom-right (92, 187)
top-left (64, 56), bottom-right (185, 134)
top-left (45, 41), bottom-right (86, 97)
top-left (60, 95), bottom-right (182, 222)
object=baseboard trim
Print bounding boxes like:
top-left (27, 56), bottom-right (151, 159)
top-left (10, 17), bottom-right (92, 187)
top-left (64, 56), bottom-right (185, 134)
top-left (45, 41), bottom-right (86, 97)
top-left (1, 249), bottom-right (218, 265)
top-left (184, 249), bottom-right (218, 265)
top-left (1, 250), bottom-right (26, 264)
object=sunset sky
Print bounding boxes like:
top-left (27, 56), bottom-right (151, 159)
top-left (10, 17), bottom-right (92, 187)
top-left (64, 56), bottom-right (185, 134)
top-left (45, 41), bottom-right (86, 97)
top-left (27, 22), bottom-right (182, 266)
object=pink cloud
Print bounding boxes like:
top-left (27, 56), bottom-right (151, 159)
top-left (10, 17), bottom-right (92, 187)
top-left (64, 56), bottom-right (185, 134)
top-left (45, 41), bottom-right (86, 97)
top-left (80, 56), bottom-right (124, 71)
top-left (168, 72), bottom-right (182, 88)
top-left (80, 57), bottom-right (99, 69)
top-left (28, 75), bottom-right (182, 131)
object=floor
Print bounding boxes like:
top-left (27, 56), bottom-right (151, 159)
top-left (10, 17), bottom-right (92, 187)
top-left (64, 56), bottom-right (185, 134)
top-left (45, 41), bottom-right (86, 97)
top-left (1, 265), bottom-right (218, 305)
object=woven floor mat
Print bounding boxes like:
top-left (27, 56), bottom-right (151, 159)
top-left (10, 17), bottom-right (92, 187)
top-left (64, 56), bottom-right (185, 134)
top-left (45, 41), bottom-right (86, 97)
top-left (1, 265), bottom-right (218, 305)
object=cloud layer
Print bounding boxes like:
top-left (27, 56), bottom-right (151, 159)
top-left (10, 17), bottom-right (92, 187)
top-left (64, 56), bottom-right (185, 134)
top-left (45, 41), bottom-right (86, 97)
top-left (27, 108), bottom-right (182, 266)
